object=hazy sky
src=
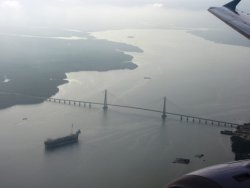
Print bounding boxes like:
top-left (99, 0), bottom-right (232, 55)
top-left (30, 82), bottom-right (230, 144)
top-left (0, 0), bottom-right (249, 30)
top-left (0, 0), bottom-right (230, 9)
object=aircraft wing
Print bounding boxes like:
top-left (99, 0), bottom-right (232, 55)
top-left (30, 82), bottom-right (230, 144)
top-left (208, 0), bottom-right (250, 39)
top-left (167, 160), bottom-right (250, 188)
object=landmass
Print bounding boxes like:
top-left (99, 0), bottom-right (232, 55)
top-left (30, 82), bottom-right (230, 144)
top-left (0, 28), bottom-right (143, 109)
top-left (230, 123), bottom-right (250, 160)
top-left (188, 29), bottom-right (250, 47)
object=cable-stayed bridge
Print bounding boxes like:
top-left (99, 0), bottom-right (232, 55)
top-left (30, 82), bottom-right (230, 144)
top-left (45, 90), bottom-right (240, 128)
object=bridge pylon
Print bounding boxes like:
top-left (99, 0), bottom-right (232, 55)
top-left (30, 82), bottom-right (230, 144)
top-left (161, 97), bottom-right (167, 119)
top-left (103, 89), bottom-right (108, 110)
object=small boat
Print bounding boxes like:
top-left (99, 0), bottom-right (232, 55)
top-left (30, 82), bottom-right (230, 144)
top-left (220, 130), bottom-right (234, 135)
top-left (195, 154), bottom-right (205, 159)
top-left (173, 158), bottom-right (190, 164)
top-left (44, 129), bottom-right (81, 149)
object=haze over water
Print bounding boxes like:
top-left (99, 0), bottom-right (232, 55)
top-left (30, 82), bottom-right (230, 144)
top-left (0, 0), bottom-right (250, 188)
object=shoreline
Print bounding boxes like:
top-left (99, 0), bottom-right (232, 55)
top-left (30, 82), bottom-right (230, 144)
top-left (0, 30), bottom-right (142, 110)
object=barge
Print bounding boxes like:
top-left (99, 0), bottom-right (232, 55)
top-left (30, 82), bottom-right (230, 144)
top-left (44, 129), bottom-right (81, 149)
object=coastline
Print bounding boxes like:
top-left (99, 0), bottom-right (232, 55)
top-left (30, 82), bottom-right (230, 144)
top-left (0, 30), bottom-right (142, 110)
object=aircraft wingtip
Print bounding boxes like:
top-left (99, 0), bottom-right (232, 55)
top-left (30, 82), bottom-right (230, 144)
top-left (224, 0), bottom-right (241, 11)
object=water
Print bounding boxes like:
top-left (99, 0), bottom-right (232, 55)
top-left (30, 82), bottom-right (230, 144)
top-left (0, 102), bottom-right (232, 188)
top-left (1, 1), bottom-right (250, 187)
top-left (1, 28), bottom-right (247, 188)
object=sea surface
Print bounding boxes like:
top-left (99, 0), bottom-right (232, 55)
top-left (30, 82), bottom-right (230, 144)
top-left (1, 28), bottom-right (250, 188)
top-left (1, 0), bottom-right (250, 187)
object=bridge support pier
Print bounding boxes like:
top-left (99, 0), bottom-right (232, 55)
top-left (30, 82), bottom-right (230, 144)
top-left (161, 97), bottom-right (167, 119)
top-left (103, 89), bottom-right (108, 110)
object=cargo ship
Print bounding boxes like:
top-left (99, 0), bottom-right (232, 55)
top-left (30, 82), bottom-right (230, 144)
top-left (44, 129), bottom-right (81, 149)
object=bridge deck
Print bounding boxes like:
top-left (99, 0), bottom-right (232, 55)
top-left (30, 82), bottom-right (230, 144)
top-left (47, 97), bottom-right (240, 128)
